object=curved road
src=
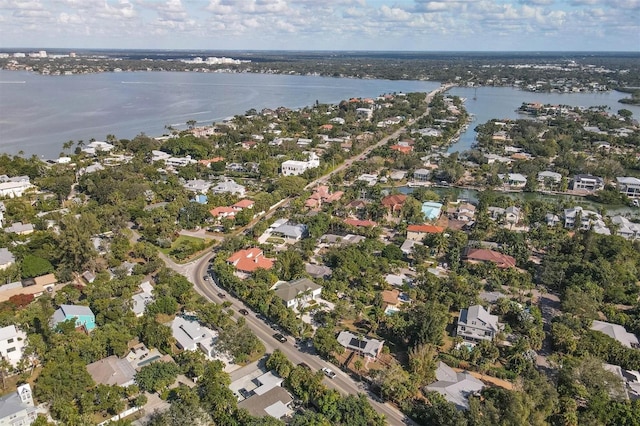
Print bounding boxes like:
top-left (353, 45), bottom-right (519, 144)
top-left (154, 85), bottom-right (454, 425)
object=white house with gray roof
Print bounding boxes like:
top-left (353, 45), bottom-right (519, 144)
top-left (617, 177), bottom-right (640, 198)
top-left (0, 384), bottom-right (37, 425)
top-left (171, 316), bottom-right (218, 357)
top-left (0, 325), bottom-right (26, 367)
top-left (272, 278), bottom-right (322, 309)
top-left (425, 362), bottom-right (484, 410)
top-left (457, 305), bottom-right (503, 343)
top-left (212, 179), bottom-right (246, 197)
top-left (270, 222), bottom-right (308, 241)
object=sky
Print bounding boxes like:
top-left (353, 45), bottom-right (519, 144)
top-left (0, 0), bottom-right (638, 52)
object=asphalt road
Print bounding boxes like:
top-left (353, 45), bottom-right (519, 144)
top-left (191, 251), bottom-right (414, 426)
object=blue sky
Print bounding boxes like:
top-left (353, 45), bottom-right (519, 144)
top-left (0, 0), bottom-right (638, 51)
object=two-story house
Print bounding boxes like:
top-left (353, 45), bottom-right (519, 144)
top-left (456, 305), bottom-right (503, 344)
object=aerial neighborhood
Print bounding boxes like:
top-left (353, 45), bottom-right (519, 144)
top-left (0, 86), bottom-right (639, 425)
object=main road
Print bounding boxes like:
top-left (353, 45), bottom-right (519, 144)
top-left (157, 85), bottom-right (454, 425)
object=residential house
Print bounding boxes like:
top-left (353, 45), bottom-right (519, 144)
top-left (0, 175), bottom-right (34, 198)
top-left (0, 248), bottom-right (15, 270)
top-left (406, 224), bottom-right (444, 241)
top-left (453, 203), bottom-right (476, 222)
top-left (0, 384), bottom-right (37, 425)
top-left (227, 248), bottom-right (275, 274)
top-left (571, 174), bottom-right (604, 192)
top-left (390, 144), bottom-right (413, 154)
top-left (304, 263), bottom-right (332, 279)
top-left (232, 199), bottom-right (255, 210)
top-left (270, 222), bottom-right (308, 241)
top-left (171, 316), bottom-right (218, 357)
top-left (183, 179), bottom-right (212, 194)
top-left (336, 330), bottom-right (384, 360)
top-left (425, 362), bottom-right (484, 410)
top-left (457, 304), bottom-right (503, 343)
top-left (318, 234), bottom-right (366, 247)
top-left (537, 171), bottom-right (562, 187)
top-left (131, 281), bottom-right (154, 317)
top-left (305, 186), bottom-right (343, 209)
top-left (413, 168), bottom-right (431, 182)
top-left (357, 174), bottom-right (378, 186)
top-left (0, 325), bottom-right (27, 367)
top-left (272, 278), bottom-right (322, 309)
top-left (563, 206), bottom-right (607, 231)
top-left (355, 108), bottom-right (373, 120)
top-left (51, 304), bottom-right (96, 331)
top-left (497, 173), bottom-right (527, 188)
top-left (210, 206), bottom-right (237, 220)
top-left (464, 248), bottom-right (516, 269)
top-left (505, 206), bottom-right (521, 224)
top-left (4, 222), bottom-right (34, 235)
top-left (281, 152), bottom-right (320, 176)
top-left (381, 289), bottom-right (409, 315)
top-left (616, 177), bottom-right (640, 198)
top-left (237, 383), bottom-right (293, 420)
top-left (421, 201), bottom-right (443, 221)
top-left (212, 179), bottom-right (246, 197)
top-left (82, 140), bottom-right (115, 155)
top-left (0, 274), bottom-right (57, 303)
top-left (591, 320), bottom-right (639, 349)
top-left (343, 218), bottom-right (377, 228)
top-left (86, 355), bottom-right (137, 387)
top-left (381, 194), bottom-right (407, 214)
top-left (610, 216), bottom-right (640, 240)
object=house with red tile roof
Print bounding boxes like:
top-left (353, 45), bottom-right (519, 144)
top-left (406, 224), bottom-right (445, 241)
top-left (305, 185), bottom-right (344, 209)
top-left (344, 218), bottom-right (377, 228)
top-left (226, 248), bottom-right (274, 274)
top-left (464, 248), bottom-right (516, 269)
top-left (390, 144), bottom-right (413, 154)
top-left (210, 206), bottom-right (236, 219)
top-left (381, 194), bottom-right (407, 213)
top-left (232, 199), bottom-right (255, 210)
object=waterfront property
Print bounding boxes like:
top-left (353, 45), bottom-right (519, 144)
top-left (617, 176), bottom-right (640, 198)
top-left (571, 174), bottom-right (604, 192)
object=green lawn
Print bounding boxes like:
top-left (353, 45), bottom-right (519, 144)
top-left (160, 235), bottom-right (215, 262)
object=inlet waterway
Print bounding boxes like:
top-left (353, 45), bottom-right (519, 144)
top-left (0, 70), bottom-right (638, 158)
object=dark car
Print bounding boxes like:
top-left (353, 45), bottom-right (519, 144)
top-left (217, 292), bottom-right (226, 298)
top-left (273, 333), bottom-right (287, 343)
top-left (239, 309), bottom-right (249, 316)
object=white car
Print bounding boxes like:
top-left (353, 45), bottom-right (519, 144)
top-left (322, 367), bottom-right (336, 379)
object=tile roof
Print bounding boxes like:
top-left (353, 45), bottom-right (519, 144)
top-left (344, 218), bottom-right (377, 227)
top-left (464, 248), bottom-right (516, 269)
top-left (407, 224), bottom-right (445, 233)
top-left (227, 248), bottom-right (274, 273)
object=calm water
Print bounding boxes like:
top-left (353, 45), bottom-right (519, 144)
top-left (447, 86), bottom-right (640, 153)
top-left (0, 70), bottom-right (440, 158)
top-left (1, 70), bottom-right (638, 158)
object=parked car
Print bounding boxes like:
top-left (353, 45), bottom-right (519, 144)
top-left (217, 292), bottom-right (226, 298)
top-left (239, 309), bottom-right (249, 316)
top-left (321, 367), bottom-right (336, 379)
top-left (273, 333), bottom-right (287, 343)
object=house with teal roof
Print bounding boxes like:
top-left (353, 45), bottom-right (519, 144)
top-left (51, 304), bottom-right (96, 331)
top-left (421, 201), bottom-right (443, 221)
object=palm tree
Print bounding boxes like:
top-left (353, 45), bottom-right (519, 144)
top-left (354, 358), bottom-right (364, 380)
